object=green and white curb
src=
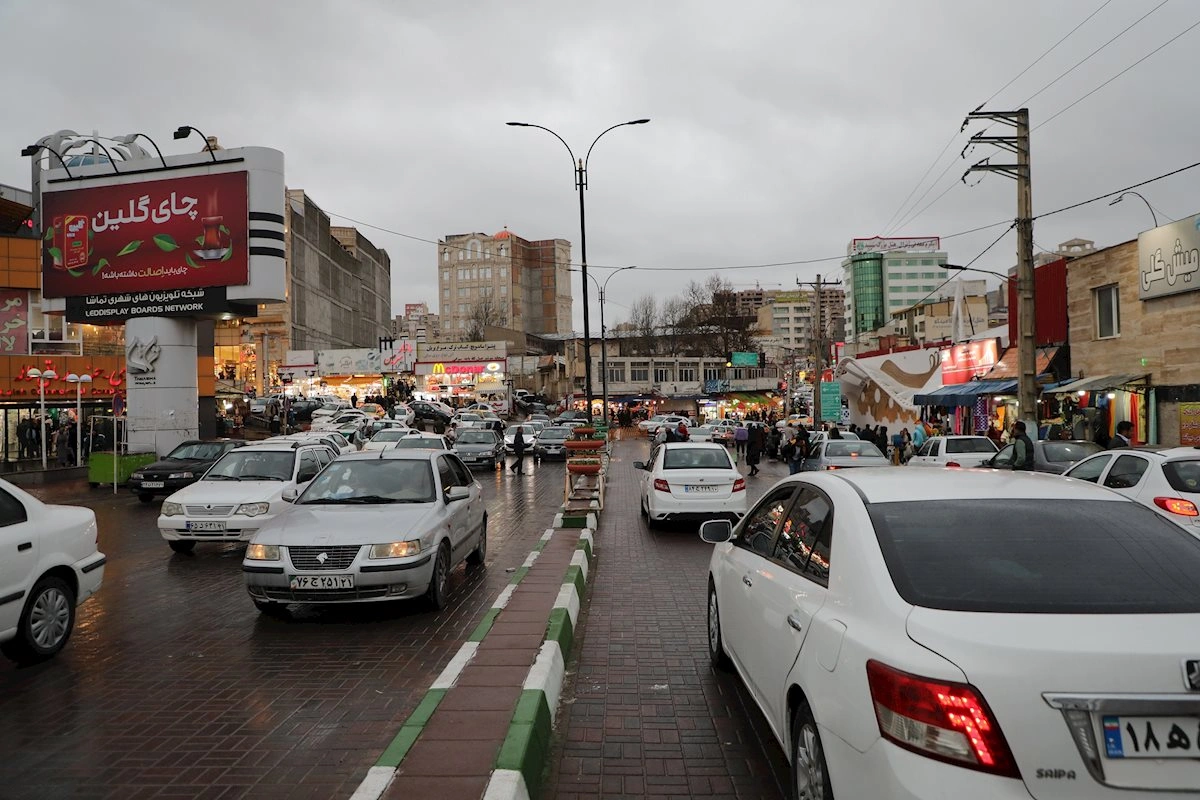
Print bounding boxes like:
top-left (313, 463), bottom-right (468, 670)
top-left (552, 511), bottom-right (597, 529)
top-left (484, 529), bottom-right (594, 800)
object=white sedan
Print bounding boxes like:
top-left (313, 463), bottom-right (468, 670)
top-left (0, 479), bottom-right (106, 664)
top-left (701, 468), bottom-right (1200, 798)
top-left (1063, 446), bottom-right (1200, 533)
top-left (361, 428), bottom-right (423, 451)
top-left (390, 402), bottom-right (416, 426)
top-left (906, 434), bottom-right (998, 468)
top-left (634, 442), bottom-right (746, 528)
top-left (243, 450), bottom-right (486, 614)
top-left (310, 410), bottom-right (368, 432)
top-left (638, 414), bottom-right (690, 435)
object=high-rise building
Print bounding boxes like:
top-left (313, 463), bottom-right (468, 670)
top-left (841, 238), bottom-right (948, 343)
top-left (733, 287), bottom-right (780, 318)
top-left (392, 302), bottom-right (441, 342)
top-left (437, 229), bottom-right (572, 337)
top-left (756, 289), bottom-right (845, 354)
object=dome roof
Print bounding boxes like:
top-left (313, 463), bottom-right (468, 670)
top-left (494, 227), bottom-right (511, 240)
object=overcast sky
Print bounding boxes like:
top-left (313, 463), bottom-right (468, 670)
top-left (3, 0), bottom-right (1196, 330)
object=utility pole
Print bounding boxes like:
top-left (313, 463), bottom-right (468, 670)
top-left (962, 107), bottom-right (1036, 428)
top-left (797, 274), bottom-right (841, 426)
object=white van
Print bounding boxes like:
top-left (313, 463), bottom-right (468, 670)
top-left (475, 388), bottom-right (511, 417)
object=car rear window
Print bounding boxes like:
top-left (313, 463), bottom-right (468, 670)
top-left (869, 499), bottom-right (1200, 613)
top-left (1163, 459), bottom-right (1200, 494)
top-left (1041, 440), bottom-right (1103, 463)
top-left (825, 442), bottom-right (883, 458)
top-left (663, 448), bottom-right (732, 470)
top-left (945, 438), bottom-right (996, 454)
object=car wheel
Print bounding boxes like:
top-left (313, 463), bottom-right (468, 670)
top-left (467, 517), bottom-right (487, 567)
top-left (168, 540), bottom-right (196, 554)
top-left (791, 702), bottom-right (834, 800)
top-left (424, 541), bottom-right (451, 610)
top-left (138, 493), bottom-right (155, 504)
top-left (1, 575), bottom-right (76, 664)
top-left (253, 599), bottom-right (290, 618)
top-left (706, 580), bottom-right (732, 671)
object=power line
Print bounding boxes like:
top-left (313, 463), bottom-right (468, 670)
top-left (906, 223), bottom-right (1016, 312)
top-left (1034, 158), bottom-right (1200, 220)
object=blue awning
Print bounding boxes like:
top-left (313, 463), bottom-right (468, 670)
top-left (913, 379), bottom-right (1018, 406)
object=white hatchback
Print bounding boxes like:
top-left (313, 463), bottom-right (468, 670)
top-left (701, 469), bottom-right (1200, 799)
top-left (635, 442), bottom-right (746, 528)
top-left (1063, 446), bottom-right (1200, 533)
top-left (0, 479), bottom-right (105, 664)
top-left (361, 428), bottom-right (423, 451)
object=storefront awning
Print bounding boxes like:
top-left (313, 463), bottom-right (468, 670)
top-left (718, 392), bottom-right (778, 406)
top-left (913, 379), bottom-right (1017, 406)
top-left (1042, 373), bottom-right (1148, 395)
top-left (982, 346), bottom-right (1061, 382)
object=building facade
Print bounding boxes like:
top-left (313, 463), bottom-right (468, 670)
top-left (437, 229), bottom-right (571, 337)
top-left (842, 242), bottom-right (949, 343)
top-left (755, 289), bottom-right (845, 353)
top-left (890, 291), bottom-right (989, 344)
top-left (393, 302), bottom-right (441, 343)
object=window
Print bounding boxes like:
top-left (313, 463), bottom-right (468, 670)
top-left (607, 364), bottom-right (625, 383)
top-left (442, 288), bottom-right (450, 299)
top-left (1066, 454), bottom-right (1111, 483)
top-left (297, 452), bottom-right (321, 482)
top-left (457, 268), bottom-right (468, 281)
top-left (905, 272), bottom-right (919, 279)
top-left (922, 272), bottom-right (942, 279)
top-left (654, 367), bottom-right (672, 383)
top-left (442, 250), bottom-right (449, 262)
top-left (457, 303), bottom-right (468, 313)
top-left (630, 363), bottom-right (649, 382)
top-left (485, 248), bottom-right (492, 259)
top-left (738, 487), bottom-right (795, 557)
top-left (1163, 459), bottom-right (1200, 493)
top-left (1104, 455), bottom-right (1149, 489)
top-left (441, 269), bottom-right (449, 281)
top-left (678, 364), bottom-right (697, 382)
top-left (314, 449), bottom-right (333, 466)
top-left (921, 259), bottom-right (933, 266)
top-left (437, 457), bottom-right (457, 497)
top-left (774, 488), bottom-right (831, 580)
top-left (500, 266), bottom-right (508, 277)
top-left (703, 367), bottom-right (719, 382)
top-left (990, 444), bottom-right (1015, 467)
top-left (481, 267), bottom-right (492, 280)
top-left (1095, 284), bottom-right (1120, 338)
top-left (0, 487), bottom-right (28, 527)
top-left (500, 285), bottom-right (508, 296)
top-left (946, 438), bottom-right (998, 454)
top-left (457, 288), bottom-right (469, 298)
top-left (450, 456), bottom-right (473, 485)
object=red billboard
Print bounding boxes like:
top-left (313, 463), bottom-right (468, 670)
top-left (40, 171), bottom-right (248, 297)
top-left (940, 339), bottom-right (998, 385)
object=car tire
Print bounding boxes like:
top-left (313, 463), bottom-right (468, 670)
top-left (168, 540), bottom-right (196, 554)
top-left (1, 575), bottom-right (76, 664)
top-left (706, 580), bottom-right (732, 671)
top-left (467, 517), bottom-right (487, 567)
top-left (791, 702), bottom-right (834, 800)
top-left (138, 493), bottom-right (155, 504)
top-left (253, 599), bottom-right (290, 618)
top-left (424, 541), bottom-right (451, 610)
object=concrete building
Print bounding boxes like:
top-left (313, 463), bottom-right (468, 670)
top-left (393, 302), bottom-right (441, 343)
top-left (437, 229), bottom-right (572, 337)
top-left (890, 294), bottom-right (990, 344)
top-left (733, 287), bottom-right (780, 318)
top-left (842, 241), bottom-right (949, 343)
top-left (755, 289), bottom-right (845, 353)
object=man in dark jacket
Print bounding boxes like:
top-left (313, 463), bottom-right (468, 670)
top-left (1109, 420), bottom-right (1134, 449)
top-left (1011, 421), bottom-right (1035, 470)
top-left (510, 426), bottom-right (529, 474)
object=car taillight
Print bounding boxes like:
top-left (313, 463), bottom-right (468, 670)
top-left (732, 478), bottom-right (745, 492)
top-left (825, 465), bottom-right (840, 470)
top-left (1153, 497), bottom-right (1200, 517)
top-left (865, 660), bottom-right (1020, 779)
top-left (945, 461), bottom-right (961, 468)
top-left (653, 478), bottom-right (670, 492)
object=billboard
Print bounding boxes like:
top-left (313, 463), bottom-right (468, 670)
top-left (317, 349), bottom-right (382, 376)
top-left (64, 287), bottom-right (251, 323)
top-left (1138, 215), bottom-right (1200, 300)
top-left (729, 351), bottom-right (759, 367)
top-left (819, 381), bottom-right (842, 422)
top-left (940, 339), bottom-right (998, 385)
top-left (850, 236), bottom-right (940, 255)
top-left (41, 171), bottom-right (249, 297)
top-left (0, 290), bottom-right (29, 355)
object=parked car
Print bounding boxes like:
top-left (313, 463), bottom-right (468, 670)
top-left (365, 418), bottom-right (411, 438)
top-left (553, 410), bottom-right (588, 425)
top-left (638, 414), bottom-right (690, 435)
top-left (310, 401), bottom-right (349, 420)
top-left (906, 434), bottom-right (998, 468)
top-left (533, 426), bottom-right (572, 460)
top-left (289, 399), bottom-right (325, 423)
top-left (634, 442), bottom-right (747, 528)
top-left (411, 400), bottom-right (454, 426)
top-left (393, 434), bottom-right (451, 451)
top-left (129, 439), bottom-right (247, 503)
top-left (357, 402), bottom-right (387, 419)
top-left (310, 410), bottom-right (368, 432)
top-left (708, 421), bottom-right (739, 445)
top-left (157, 441), bottom-right (336, 553)
top-left (272, 431), bottom-right (355, 455)
top-left (981, 438), bottom-right (1103, 474)
top-left (801, 439), bottom-right (891, 471)
top-left (243, 450), bottom-right (486, 614)
top-left (0, 479), bottom-right (106, 664)
top-left (361, 428), bottom-right (423, 452)
top-left (689, 425), bottom-right (718, 443)
top-left (807, 430), bottom-right (860, 448)
top-left (1063, 446), bottom-right (1200, 532)
top-left (389, 402), bottom-right (416, 426)
top-left (453, 429), bottom-right (505, 469)
top-left (700, 467), bottom-right (1200, 799)
top-left (528, 413), bottom-right (551, 426)
top-left (453, 412), bottom-right (484, 428)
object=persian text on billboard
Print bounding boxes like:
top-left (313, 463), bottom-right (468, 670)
top-left (1180, 402), bottom-right (1200, 446)
top-left (940, 339), bottom-right (998, 385)
top-left (851, 236), bottom-right (940, 255)
top-left (0, 290), bottom-right (29, 355)
top-left (41, 171), bottom-right (249, 298)
top-left (1137, 215), bottom-right (1200, 300)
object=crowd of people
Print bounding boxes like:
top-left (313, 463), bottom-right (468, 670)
top-left (13, 414), bottom-right (110, 467)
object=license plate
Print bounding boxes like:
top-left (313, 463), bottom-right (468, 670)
top-left (1103, 715), bottom-right (1200, 758)
top-left (290, 574), bottom-right (355, 590)
top-left (186, 520), bottom-right (226, 531)
top-left (685, 485), bottom-right (719, 493)
top-left (141, 481), bottom-right (165, 489)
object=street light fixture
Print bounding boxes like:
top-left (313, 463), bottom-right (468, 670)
top-left (20, 144), bottom-right (75, 178)
top-left (65, 373), bottom-right (92, 467)
top-left (944, 263), bottom-right (1011, 282)
top-left (114, 132), bottom-right (169, 168)
top-left (576, 265), bottom-right (637, 425)
top-left (1108, 191), bottom-right (1159, 228)
top-left (26, 368), bottom-right (58, 469)
top-left (506, 119), bottom-right (651, 420)
top-left (172, 125), bottom-right (218, 163)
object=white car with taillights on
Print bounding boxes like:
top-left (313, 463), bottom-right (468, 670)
top-left (157, 441), bottom-right (335, 554)
top-left (1063, 446), bottom-right (1200, 534)
top-left (634, 442), bottom-right (746, 528)
top-left (700, 468), bottom-right (1200, 799)
top-left (242, 449), bottom-right (486, 615)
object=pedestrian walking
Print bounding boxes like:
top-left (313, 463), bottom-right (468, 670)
top-left (1109, 420), bottom-right (1134, 449)
top-left (1011, 421), bottom-right (1035, 470)
top-left (510, 425), bottom-right (529, 474)
top-left (734, 422), bottom-right (748, 457)
top-left (746, 422), bottom-right (764, 476)
top-left (350, 392), bottom-right (358, 408)
top-left (55, 426), bottom-right (71, 467)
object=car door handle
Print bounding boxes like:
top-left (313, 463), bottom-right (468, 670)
top-left (18, 542), bottom-right (31, 552)
top-left (742, 575), bottom-right (753, 587)
top-left (786, 613), bottom-right (803, 633)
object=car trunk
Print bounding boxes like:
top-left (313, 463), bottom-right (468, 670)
top-left (906, 608), bottom-right (1200, 797)
top-left (660, 467), bottom-right (737, 499)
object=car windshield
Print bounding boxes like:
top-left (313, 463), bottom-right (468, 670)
top-left (204, 450), bottom-right (294, 482)
top-left (825, 441), bottom-right (884, 458)
top-left (945, 438), bottom-right (996, 454)
top-left (319, 403), bottom-right (342, 412)
top-left (458, 431), bottom-right (494, 444)
top-left (869, 499), bottom-right (1200, 613)
top-left (539, 428), bottom-right (570, 440)
top-left (662, 448), bottom-right (733, 470)
top-left (458, 413), bottom-right (482, 421)
top-left (1163, 459), bottom-right (1200, 494)
top-left (167, 442), bottom-right (231, 461)
top-left (1041, 440), bottom-right (1104, 463)
top-left (395, 437), bottom-right (444, 449)
top-left (372, 430), bottom-right (407, 442)
top-left (506, 425), bottom-right (534, 436)
top-left (299, 460), bottom-right (435, 504)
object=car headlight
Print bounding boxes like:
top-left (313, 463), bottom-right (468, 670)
top-left (369, 541), bottom-right (421, 559)
top-left (246, 543), bottom-right (280, 560)
top-left (168, 472), bottom-right (194, 480)
top-left (162, 501), bottom-right (183, 516)
top-left (236, 502), bottom-right (270, 517)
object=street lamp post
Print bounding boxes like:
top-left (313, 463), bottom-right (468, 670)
top-left (26, 368), bottom-right (58, 469)
top-left (1108, 191), bottom-right (1159, 228)
top-left (578, 266), bottom-right (638, 427)
top-left (65, 373), bottom-right (93, 467)
top-left (506, 119), bottom-right (650, 420)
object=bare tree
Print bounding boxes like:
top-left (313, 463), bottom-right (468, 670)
top-left (627, 295), bottom-right (658, 356)
top-left (464, 296), bottom-right (508, 341)
top-left (660, 297), bottom-right (690, 357)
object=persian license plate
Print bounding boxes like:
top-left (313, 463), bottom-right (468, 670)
top-left (141, 481), bottom-right (165, 489)
top-left (1103, 715), bottom-right (1200, 758)
top-left (186, 520), bottom-right (226, 531)
top-left (290, 574), bottom-right (355, 590)
top-left (685, 485), bottom-right (718, 493)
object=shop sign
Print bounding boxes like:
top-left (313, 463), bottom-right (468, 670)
top-left (1138, 215), bottom-right (1200, 300)
top-left (416, 361), bottom-right (504, 376)
top-left (283, 350), bottom-right (316, 368)
top-left (850, 236), bottom-right (940, 255)
top-left (417, 340), bottom-right (507, 362)
top-left (730, 351), bottom-right (759, 367)
top-left (316, 348), bottom-right (382, 376)
top-left (41, 171), bottom-right (250, 298)
top-left (382, 339), bottom-right (416, 372)
top-left (1181, 402), bottom-right (1200, 446)
top-left (940, 339), bottom-right (998, 385)
top-left (64, 286), bottom-right (248, 323)
top-left (0, 290), bottom-right (29, 355)
top-left (0, 359), bottom-right (126, 397)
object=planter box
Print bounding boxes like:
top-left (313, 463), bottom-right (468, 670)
top-left (564, 439), bottom-right (605, 451)
top-left (566, 463), bottom-right (602, 475)
top-left (88, 451), bottom-right (157, 487)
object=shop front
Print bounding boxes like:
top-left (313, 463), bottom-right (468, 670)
top-left (414, 360), bottom-right (506, 404)
top-left (1041, 374), bottom-right (1149, 446)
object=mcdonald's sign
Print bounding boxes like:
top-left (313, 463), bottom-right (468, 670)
top-left (432, 363), bottom-right (446, 374)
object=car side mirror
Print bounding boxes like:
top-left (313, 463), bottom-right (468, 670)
top-left (699, 519), bottom-right (734, 544)
top-left (633, 461), bottom-right (645, 470)
top-left (281, 487), bottom-right (298, 503)
top-left (297, 471), bottom-right (317, 484)
top-left (446, 485), bottom-right (470, 503)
